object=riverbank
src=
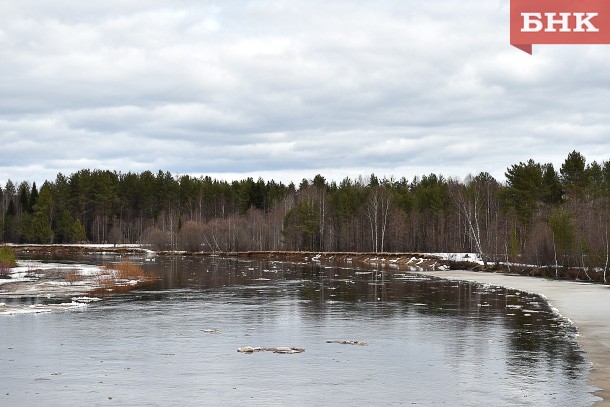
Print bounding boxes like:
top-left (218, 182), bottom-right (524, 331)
top-left (10, 245), bottom-right (454, 270)
top-left (10, 245), bottom-right (606, 282)
top-left (414, 270), bottom-right (610, 405)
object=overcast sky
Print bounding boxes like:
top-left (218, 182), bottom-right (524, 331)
top-left (1, 0), bottom-right (610, 186)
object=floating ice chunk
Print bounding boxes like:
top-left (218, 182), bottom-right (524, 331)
top-left (237, 346), bottom-right (304, 354)
top-left (71, 297), bottom-right (102, 303)
top-left (326, 340), bottom-right (368, 346)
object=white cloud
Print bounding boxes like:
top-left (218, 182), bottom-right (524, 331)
top-left (1, 0), bottom-right (609, 187)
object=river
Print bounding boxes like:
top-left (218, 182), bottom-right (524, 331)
top-left (0, 255), bottom-right (599, 406)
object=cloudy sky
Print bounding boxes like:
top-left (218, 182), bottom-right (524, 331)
top-left (1, 0), bottom-right (610, 186)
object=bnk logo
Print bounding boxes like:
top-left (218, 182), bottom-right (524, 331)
top-left (521, 12), bottom-right (599, 32)
top-left (510, 0), bottom-right (610, 54)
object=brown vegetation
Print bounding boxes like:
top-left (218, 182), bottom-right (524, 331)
top-left (64, 269), bottom-right (84, 285)
top-left (89, 260), bottom-right (156, 296)
top-left (109, 260), bottom-right (151, 281)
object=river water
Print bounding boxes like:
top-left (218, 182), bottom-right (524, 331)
top-left (0, 256), bottom-right (599, 406)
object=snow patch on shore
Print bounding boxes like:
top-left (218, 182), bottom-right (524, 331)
top-left (10, 260), bottom-right (105, 276)
top-left (432, 253), bottom-right (484, 264)
top-left (0, 301), bottom-right (88, 315)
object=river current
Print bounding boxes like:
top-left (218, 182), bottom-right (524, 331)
top-left (0, 255), bottom-right (599, 406)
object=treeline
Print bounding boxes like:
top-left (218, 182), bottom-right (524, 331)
top-left (1, 151), bottom-right (610, 275)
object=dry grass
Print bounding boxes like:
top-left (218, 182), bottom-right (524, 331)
top-left (65, 269), bottom-right (84, 285)
top-left (110, 260), bottom-right (150, 281)
top-left (89, 260), bottom-right (157, 296)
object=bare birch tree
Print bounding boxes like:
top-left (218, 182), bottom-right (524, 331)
top-left (364, 187), bottom-right (392, 253)
top-left (455, 177), bottom-right (487, 266)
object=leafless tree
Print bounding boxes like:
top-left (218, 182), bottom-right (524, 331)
top-left (364, 187), bottom-right (393, 253)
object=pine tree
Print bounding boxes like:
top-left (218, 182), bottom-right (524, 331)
top-left (29, 182), bottom-right (39, 212)
top-left (18, 183), bottom-right (30, 214)
top-left (3, 200), bottom-right (16, 241)
top-left (560, 150), bottom-right (588, 200)
top-left (69, 219), bottom-right (87, 243)
top-left (542, 164), bottom-right (563, 204)
top-left (502, 159), bottom-right (544, 226)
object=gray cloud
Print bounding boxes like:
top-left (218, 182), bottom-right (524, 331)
top-left (1, 0), bottom-right (609, 186)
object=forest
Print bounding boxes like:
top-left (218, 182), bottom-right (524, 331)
top-left (1, 150), bottom-right (610, 274)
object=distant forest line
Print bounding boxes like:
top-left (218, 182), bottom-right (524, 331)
top-left (2, 150), bottom-right (610, 275)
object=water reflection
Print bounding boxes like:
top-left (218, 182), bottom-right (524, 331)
top-left (140, 256), bottom-right (590, 384)
top-left (1, 254), bottom-right (598, 406)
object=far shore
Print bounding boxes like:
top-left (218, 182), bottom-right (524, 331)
top-left (414, 270), bottom-right (610, 406)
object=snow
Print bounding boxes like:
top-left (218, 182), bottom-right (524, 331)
top-left (0, 301), bottom-right (88, 315)
top-left (71, 296), bottom-right (102, 303)
top-left (0, 275), bottom-right (30, 286)
top-left (1, 258), bottom-right (153, 309)
top-left (431, 253), bottom-right (484, 264)
top-left (10, 260), bottom-right (105, 276)
top-left (7, 243), bottom-right (157, 256)
top-left (7, 243), bottom-right (144, 249)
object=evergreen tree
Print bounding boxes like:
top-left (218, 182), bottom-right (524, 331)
top-left (69, 219), bottom-right (87, 243)
top-left (502, 159), bottom-right (544, 226)
top-left (18, 182), bottom-right (30, 214)
top-left (312, 174), bottom-right (326, 189)
top-left (603, 161), bottom-right (610, 197)
top-left (560, 150), bottom-right (588, 200)
top-left (542, 164), bottom-right (563, 205)
top-left (24, 184), bottom-right (55, 243)
top-left (28, 213), bottom-right (53, 243)
top-left (55, 210), bottom-right (75, 243)
top-left (283, 201), bottom-right (319, 250)
top-left (549, 208), bottom-right (575, 268)
top-left (585, 161), bottom-right (604, 198)
top-left (3, 200), bottom-right (16, 241)
top-left (29, 182), bottom-right (39, 212)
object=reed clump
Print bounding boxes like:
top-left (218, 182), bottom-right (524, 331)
top-left (110, 260), bottom-right (151, 281)
top-left (65, 269), bottom-right (84, 285)
top-left (90, 260), bottom-right (156, 296)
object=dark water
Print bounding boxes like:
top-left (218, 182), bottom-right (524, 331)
top-left (0, 256), bottom-right (599, 406)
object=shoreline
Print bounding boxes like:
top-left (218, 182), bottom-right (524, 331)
top-left (414, 270), bottom-right (610, 406)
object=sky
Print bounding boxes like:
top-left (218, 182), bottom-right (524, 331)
top-left (1, 0), bottom-right (610, 187)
